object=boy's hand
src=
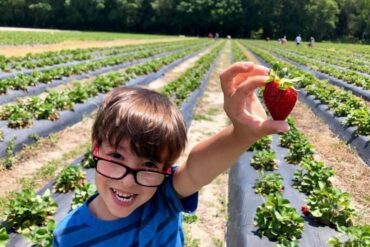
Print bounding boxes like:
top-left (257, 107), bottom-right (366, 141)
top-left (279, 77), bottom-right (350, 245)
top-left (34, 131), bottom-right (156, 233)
top-left (220, 62), bottom-right (289, 143)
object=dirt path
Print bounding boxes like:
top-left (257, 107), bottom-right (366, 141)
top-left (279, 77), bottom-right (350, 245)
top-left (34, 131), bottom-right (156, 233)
top-left (177, 43), bottom-right (231, 247)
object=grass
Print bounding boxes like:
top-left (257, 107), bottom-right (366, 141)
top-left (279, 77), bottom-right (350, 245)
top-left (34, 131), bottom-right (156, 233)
top-left (0, 30), bottom-right (176, 45)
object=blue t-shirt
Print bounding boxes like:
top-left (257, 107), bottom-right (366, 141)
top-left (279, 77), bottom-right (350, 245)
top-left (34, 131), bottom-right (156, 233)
top-left (53, 174), bottom-right (198, 247)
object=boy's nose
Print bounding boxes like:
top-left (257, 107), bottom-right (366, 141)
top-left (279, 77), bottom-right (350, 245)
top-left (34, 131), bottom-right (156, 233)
top-left (119, 172), bottom-right (136, 186)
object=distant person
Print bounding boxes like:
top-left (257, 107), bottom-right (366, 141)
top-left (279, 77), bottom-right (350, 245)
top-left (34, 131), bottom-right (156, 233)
top-left (208, 32), bottom-right (213, 39)
top-left (266, 37), bottom-right (270, 41)
top-left (215, 32), bottom-right (219, 40)
top-left (281, 35), bottom-right (287, 44)
top-left (308, 36), bottom-right (315, 48)
top-left (295, 34), bottom-right (302, 45)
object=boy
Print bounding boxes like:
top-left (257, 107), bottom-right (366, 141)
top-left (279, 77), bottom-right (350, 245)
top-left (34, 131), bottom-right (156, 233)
top-left (53, 62), bottom-right (288, 246)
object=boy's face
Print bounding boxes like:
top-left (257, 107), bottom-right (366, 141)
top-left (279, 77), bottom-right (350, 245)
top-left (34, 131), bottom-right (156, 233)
top-left (92, 139), bottom-right (166, 220)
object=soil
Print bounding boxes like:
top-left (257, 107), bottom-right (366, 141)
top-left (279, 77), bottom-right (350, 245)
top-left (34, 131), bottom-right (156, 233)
top-left (0, 38), bottom-right (369, 247)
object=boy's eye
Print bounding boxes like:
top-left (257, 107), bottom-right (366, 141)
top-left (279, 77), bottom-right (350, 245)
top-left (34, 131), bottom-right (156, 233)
top-left (110, 153), bottom-right (122, 159)
top-left (143, 161), bottom-right (158, 169)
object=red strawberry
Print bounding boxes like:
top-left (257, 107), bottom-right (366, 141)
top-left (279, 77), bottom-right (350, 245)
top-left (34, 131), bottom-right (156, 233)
top-left (301, 205), bottom-right (310, 216)
top-left (263, 71), bottom-right (299, 120)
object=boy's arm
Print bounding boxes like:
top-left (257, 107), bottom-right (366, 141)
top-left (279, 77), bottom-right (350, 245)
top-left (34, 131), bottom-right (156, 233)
top-left (173, 62), bottom-right (289, 198)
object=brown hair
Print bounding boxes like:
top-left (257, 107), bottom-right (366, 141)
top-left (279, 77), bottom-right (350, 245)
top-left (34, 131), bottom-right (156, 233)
top-left (92, 86), bottom-right (187, 168)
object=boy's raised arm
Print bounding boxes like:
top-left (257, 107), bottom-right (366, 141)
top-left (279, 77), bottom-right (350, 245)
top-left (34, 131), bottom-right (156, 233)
top-left (173, 62), bottom-right (289, 198)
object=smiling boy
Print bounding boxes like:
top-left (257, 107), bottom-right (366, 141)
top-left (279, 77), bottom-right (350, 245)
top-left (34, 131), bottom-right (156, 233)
top-left (53, 62), bottom-right (288, 246)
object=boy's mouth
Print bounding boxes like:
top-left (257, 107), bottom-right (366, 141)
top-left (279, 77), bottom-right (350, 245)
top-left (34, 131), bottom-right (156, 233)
top-left (111, 188), bottom-right (137, 202)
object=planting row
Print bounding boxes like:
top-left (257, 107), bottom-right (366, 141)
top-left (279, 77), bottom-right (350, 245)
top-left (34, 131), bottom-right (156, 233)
top-left (249, 41), bottom-right (370, 92)
top-left (0, 40), bottom-right (198, 74)
top-left (0, 40), bottom-right (208, 95)
top-left (228, 116), bottom-right (369, 247)
top-left (267, 42), bottom-right (370, 75)
top-left (0, 42), bottom-right (210, 106)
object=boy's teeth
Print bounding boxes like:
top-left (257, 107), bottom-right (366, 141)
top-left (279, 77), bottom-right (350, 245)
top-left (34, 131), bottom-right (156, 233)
top-left (112, 188), bottom-right (134, 200)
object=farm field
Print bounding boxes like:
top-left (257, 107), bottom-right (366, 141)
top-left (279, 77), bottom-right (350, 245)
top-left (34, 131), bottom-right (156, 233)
top-left (0, 30), bottom-right (369, 247)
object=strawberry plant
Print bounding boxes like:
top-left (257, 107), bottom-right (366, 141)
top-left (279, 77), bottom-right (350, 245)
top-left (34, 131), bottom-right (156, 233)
top-left (285, 140), bottom-right (314, 164)
top-left (280, 129), bottom-right (305, 148)
top-left (3, 138), bottom-right (16, 169)
top-left (263, 68), bottom-right (301, 120)
top-left (254, 193), bottom-right (304, 245)
top-left (81, 148), bottom-right (95, 168)
top-left (346, 109), bottom-right (370, 136)
top-left (0, 226), bottom-right (9, 246)
top-left (44, 90), bottom-right (74, 111)
top-left (248, 135), bottom-right (272, 151)
top-left (71, 183), bottom-right (96, 210)
top-left (2, 189), bottom-right (57, 231)
top-left (251, 150), bottom-right (278, 171)
top-left (293, 159), bottom-right (334, 195)
top-left (6, 105), bottom-right (33, 128)
top-left (254, 172), bottom-right (284, 196)
top-left (67, 82), bottom-right (91, 103)
top-left (306, 184), bottom-right (355, 228)
top-left (22, 219), bottom-right (56, 247)
top-left (53, 165), bottom-right (86, 193)
top-left (183, 213), bottom-right (198, 224)
top-left (328, 224), bottom-right (370, 247)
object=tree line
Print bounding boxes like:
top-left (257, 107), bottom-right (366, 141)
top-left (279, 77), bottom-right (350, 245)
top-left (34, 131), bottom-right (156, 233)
top-left (0, 0), bottom-right (369, 42)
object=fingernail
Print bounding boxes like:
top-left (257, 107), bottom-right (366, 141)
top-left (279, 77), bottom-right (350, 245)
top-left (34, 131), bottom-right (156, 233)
top-left (243, 62), bottom-right (253, 70)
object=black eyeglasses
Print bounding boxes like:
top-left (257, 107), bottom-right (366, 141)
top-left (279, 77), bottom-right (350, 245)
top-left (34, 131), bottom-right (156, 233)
top-left (92, 147), bottom-right (171, 187)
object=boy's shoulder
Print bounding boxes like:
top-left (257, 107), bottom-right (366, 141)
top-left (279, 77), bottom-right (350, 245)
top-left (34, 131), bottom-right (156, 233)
top-left (54, 194), bottom-right (95, 236)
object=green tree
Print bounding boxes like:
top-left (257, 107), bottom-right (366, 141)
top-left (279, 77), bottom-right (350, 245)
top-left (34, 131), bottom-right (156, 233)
top-left (305, 0), bottom-right (340, 40)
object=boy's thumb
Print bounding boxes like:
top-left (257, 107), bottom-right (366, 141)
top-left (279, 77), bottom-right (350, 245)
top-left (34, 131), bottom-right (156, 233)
top-left (261, 120), bottom-right (290, 135)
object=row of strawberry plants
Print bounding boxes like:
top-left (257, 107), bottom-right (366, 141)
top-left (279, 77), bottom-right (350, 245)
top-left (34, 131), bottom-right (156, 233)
top-left (248, 136), bottom-right (304, 246)
top-left (0, 42), bottom-right (209, 106)
top-left (264, 42), bottom-right (370, 75)
top-left (0, 42), bottom-right (224, 246)
top-left (250, 41), bottom-right (370, 90)
top-left (0, 43), bottom-right (209, 130)
top-left (162, 41), bottom-right (225, 105)
top-left (281, 119), bottom-right (369, 246)
top-left (0, 40), bottom-right (194, 73)
top-left (241, 42), bottom-right (370, 137)
top-left (314, 43), bottom-right (370, 61)
top-left (0, 40), bottom-right (208, 94)
top-left (231, 40), bottom-right (246, 63)
top-left (246, 119), bottom-right (369, 246)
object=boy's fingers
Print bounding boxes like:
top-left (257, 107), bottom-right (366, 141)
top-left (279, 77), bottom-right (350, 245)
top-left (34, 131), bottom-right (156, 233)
top-left (220, 62), bottom-right (254, 95)
top-left (233, 65), bottom-right (270, 88)
top-left (234, 75), bottom-right (269, 100)
top-left (221, 63), bottom-right (270, 95)
top-left (261, 119), bottom-right (290, 135)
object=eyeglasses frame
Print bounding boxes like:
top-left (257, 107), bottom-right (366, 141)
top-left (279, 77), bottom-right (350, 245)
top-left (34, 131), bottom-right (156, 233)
top-left (92, 146), bottom-right (172, 187)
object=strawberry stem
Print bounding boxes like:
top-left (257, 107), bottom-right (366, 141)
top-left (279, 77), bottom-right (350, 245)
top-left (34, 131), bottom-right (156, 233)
top-left (266, 68), bottom-right (302, 91)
